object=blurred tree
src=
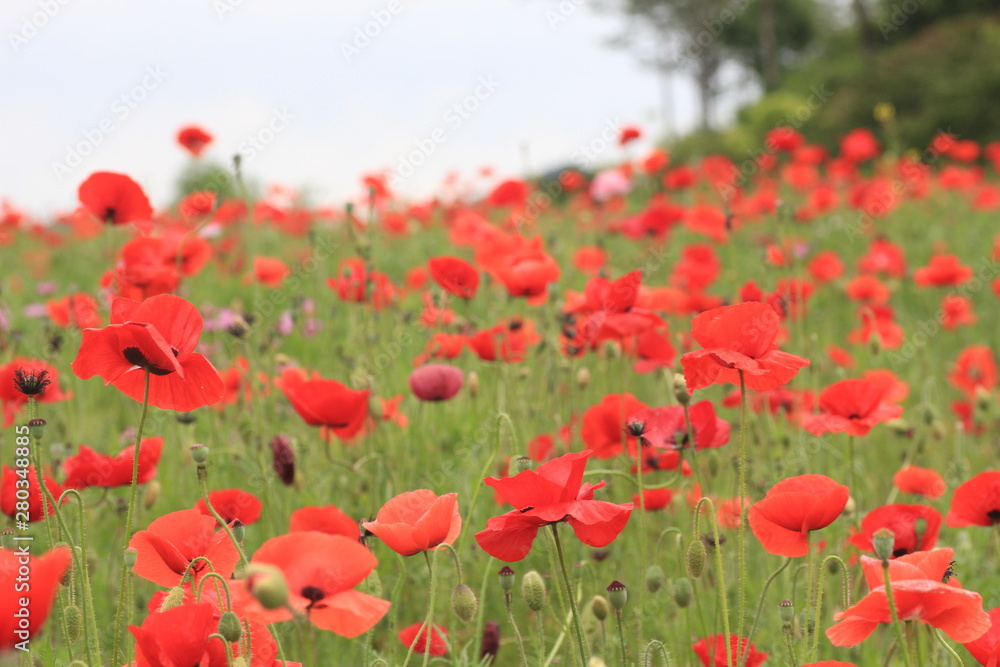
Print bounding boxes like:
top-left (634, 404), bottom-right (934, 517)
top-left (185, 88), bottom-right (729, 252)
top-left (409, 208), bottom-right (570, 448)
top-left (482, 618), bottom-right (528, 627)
top-left (874, 0), bottom-right (1000, 40)
top-left (173, 161), bottom-right (244, 207)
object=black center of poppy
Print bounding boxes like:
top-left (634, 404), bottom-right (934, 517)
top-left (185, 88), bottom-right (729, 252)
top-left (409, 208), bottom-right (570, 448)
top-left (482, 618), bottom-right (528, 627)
top-left (122, 346), bottom-right (174, 376)
top-left (301, 585), bottom-right (325, 609)
top-left (987, 509), bottom-right (1000, 523)
top-left (672, 429), bottom-right (690, 448)
top-left (105, 207), bottom-right (116, 223)
top-left (892, 547), bottom-right (909, 558)
top-left (847, 413), bottom-right (861, 419)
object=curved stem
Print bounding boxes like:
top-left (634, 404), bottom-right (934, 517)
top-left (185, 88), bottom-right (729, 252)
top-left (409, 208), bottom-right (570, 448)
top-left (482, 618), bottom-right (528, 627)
top-left (458, 412), bottom-right (513, 554)
top-left (884, 563), bottom-right (913, 667)
top-left (933, 628), bottom-right (965, 665)
top-left (551, 524), bottom-right (589, 666)
top-left (693, 497), bottom-right (732, 667)
top-left (642, 639), bottom-right (672, 666)
top-left (741, 557), bottom-right (791, 666)
top-left (112, 368), bottom-right (150, 665)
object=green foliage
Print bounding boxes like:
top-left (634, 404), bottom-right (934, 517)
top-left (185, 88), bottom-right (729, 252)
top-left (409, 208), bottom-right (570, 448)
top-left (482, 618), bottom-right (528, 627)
top-left (173, 160), bottom-right (244, 206)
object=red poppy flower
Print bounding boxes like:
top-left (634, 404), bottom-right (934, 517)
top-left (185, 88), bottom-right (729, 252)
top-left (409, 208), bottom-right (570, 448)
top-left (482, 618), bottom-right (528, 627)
top-left (195, 488), bottom-right (263, 526)
top-left (915, 254), bottom-right (973, 287)
top-left (848, 304), bottom-right (904, 349)
top-left (946, 472), bottom-right (1000, 527)
top-left (949, 345), bottom-right (997, 396)
top-left (398, 623), bottom-right (449, 656)
top-left (840, 128), bottom-right (880, 163)
top-left (429, 256), bottom-right (479, 299)
top-left (681, 302), bottom-right (810, 393)
top-left (849, 503), bottom-right (941, 558)
top-left (488, 179), bottom-right (529, 208)
top-left (581, 393), bottom-right (648, 458)
top-left (857, 239), bottom-right (907, 278)
top-left (748, 474), bottom-right (849, 557)
top-left (129, 509), bottom-right (240, 587)
top-left (633, 487), bottom-right (674, 511)
top-left (474, 450), bottom-right (633, 562)
top-left (964, 606), bottom-right (1000, 667)
top-left (634, 328), bottom-right (676, 374)
top-left (46, 292), bottom-right (102, 329)
top-left (409, 364), bottom-right (464, 402)
top-left (0, 546), bottom-right (71, 651)
top-left (808, 250), bottom-right (845, 283)
top-left (290, 505), bottom-right (359, 539)
top-left (252, 256), bottom-right (291, 288)
top-left (802, 379), bottom-right (902, 437)
top-left (893, 466), bottom-right (946, 500)
top-left (627, 401), bottom-right (729, 453)
top-left (827, 548), bottom-right (990, 646)
top-left (242, 531), bottom-right (391, 637)
top-left (861, 368), bottom-right (908, 403)
top-left (691, 634), bottom-right (768, 667)
top-left (71, 294), bottom-right (225, 412)
top-left (942, 294), bottom-right (977, 329)
top-left (1, 465), bottom-right (64, 521)
top-left (279, 370), bottom-right (369, 442)
top-left (573, 246), bottom-right (607, 275)
top-left (618, 124), bottom-right (642, 145)
top-left (177, 125), bottom-right (213, 156)
top-left (846, 275), bottom-right (891, 304)
top-left (78, 171), bottom-right (153, 229)
top-left (0, 357), bottom-right (72, 426)
top-left (63, 436), bottom-right (163, 489)
top-left (362, 490), bottom-right (461, 556)
top-left (178, 190), bottom-right (217, 220)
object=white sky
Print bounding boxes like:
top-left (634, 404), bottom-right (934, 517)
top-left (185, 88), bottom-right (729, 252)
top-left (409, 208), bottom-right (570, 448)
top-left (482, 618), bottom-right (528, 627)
top-left (1, 0), bottom-right (726, 216)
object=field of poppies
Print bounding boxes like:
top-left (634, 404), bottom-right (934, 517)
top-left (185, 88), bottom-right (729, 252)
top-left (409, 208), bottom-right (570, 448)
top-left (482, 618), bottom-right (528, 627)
top-left (2, 123), bottom-right (1000, 667)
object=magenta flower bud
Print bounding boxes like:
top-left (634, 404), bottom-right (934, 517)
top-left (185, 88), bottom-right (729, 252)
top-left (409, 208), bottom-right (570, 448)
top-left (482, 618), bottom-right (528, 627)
top-left (409, 364), bottom-right (464, 402)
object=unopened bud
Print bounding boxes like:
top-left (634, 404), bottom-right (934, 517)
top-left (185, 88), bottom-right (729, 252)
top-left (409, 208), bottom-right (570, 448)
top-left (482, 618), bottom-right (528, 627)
top-left (686, 539), bottom-right (707, 579)
top-left (590, 595), bottom-right (610, 622)
top-left (672, 577), bottom-right (692, 608)
top-left (452, 584), bottom-right (478, 623)
top-left (930, 419), bottom-right (947, 441)
top-left (231, 520), bottom-right (245, 543)
top-left (368, 395), bottom-right (384, 420)
top-left (521, 570), bottom-right (546, 611)
top-left (64, 604), bottom-right (82, 643)
top-left (159, 586), bottom-right (186, 611)
top-left (467, 371), bottom-right (480, 397)
top-left (673, 373), bottom-right (690, 406)
top-left (913, 517), bottom-right (928, 547)
top-left (270, 435), bottom-right (295, 486)
top-left (246, 563), bottom-right (289, 610)
top-left (645, 565), bottom-right (664, 593)
top-left (887, 418), bottom-right (911, 436)
top-left (514, 456), bottom-right (533, 474)
top-left (873, 528), bottom-right (895, 563)
top-left (218, 610), bottom-right (243, 643)
top-left (576, 367), bottom-right (591, 388)
top-left (190, 444), bottom-right (210, 465)
top-left (498, 566), bottom-right (515, 593)
top-left (606, 581), bottom-right (627, 610)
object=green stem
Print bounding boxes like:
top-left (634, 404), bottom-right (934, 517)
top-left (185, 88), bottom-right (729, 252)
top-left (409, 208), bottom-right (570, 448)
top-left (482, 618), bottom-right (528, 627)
top-left (614, 609), bottom-right (629, 667)
top-left (884, 563), bottom-right (913, 667)
top-left (112, 368), bottom-right (151, 665)
top-left (932, 628), bottom-right (964, 665)
top-left (633, 435), bottom-right (649, 657)
top-left (736, 370), bottom-right (748, 667)
top-left (57, 490), bottom-right (102, 667)
top-left (642, 639), bottom-right (671, 666)
top-left (533, 609), bottom-right (547, 666)
top-left (694, 497), bottom-right (733, 667)
top-left (847, 435), bottom-right (857, 521)
top-left (504, 590), bottom-right (529, 666)
top-left (403, 550), bottom-right (438, 667)
top-left (551, 524), bottom-right (589, 666)
top-left (458, 412), bottom-right (512, 554)
top-left (741, 557), bottom-right (791, 666)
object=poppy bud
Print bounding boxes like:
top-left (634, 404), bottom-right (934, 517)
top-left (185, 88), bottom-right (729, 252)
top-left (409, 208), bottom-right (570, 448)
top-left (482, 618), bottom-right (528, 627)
top-left (778, 599), bottom-right (795, 626)
top-left (707, 455), bottom-right (720, 477)
top-left (28, 418), bottom-right (46, 440)
top-left (606, 581), bottom-right (627, 610)
top-left (672, 577), bottom-right (692, 608)
top-left (975, 387), bottom-right (992, 412)
top-left (159, 586), bottom-right (186, 611)
top-left (686, 539), bottom-right (707, 579)
top-left (869, 333), bottom-right (882, 356)
top-left (123, 547), bottom-right (138, 570)
top-left (873, 527), bottom-right (895, 563)
top-left (672, 373), bottom-right (690, 406)
top-left (232, 520), bottom-right (246, 543)
top-left (64, 604), bottom-right (82, 644)
top-left (468, 371), bottom-right (480, 397)
top-left (521, 570), bottom-right (546, 611)
top-left (452, 584), bottom-right (478, 623)
top-left (480, 620), bottom-right (500, 662)
top-left (645, 565), bottom-right (664, 593)
top-left (190, 444), bottom-right (210, 465)
top-left (604, 341), bottom-right (621, 359)
top-left (514, 457), bottom-right (533, 474)
top-left (590, 595), bottom-right (610, 622)
top-left (887, 418), bottom-right (911, 436)
top-left (913, 517), bottom-right (928, 547)
top-left (246, 563), bottom-right (289, 610)
top-left (930, 419), bottom-right (947, 441)
top-left (498, 566), bottom-right (515, 592)
top-left (576, 367), bottom-right (591, 388)
top-left (218, 610), bottom-right (243, 643)
top-left (143, 480), bottom-right (160, 510)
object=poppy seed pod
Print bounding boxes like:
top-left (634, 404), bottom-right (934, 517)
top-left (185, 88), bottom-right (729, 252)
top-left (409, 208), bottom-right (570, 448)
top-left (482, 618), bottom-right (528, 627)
top-left (452, 584), bottom-right (478, 623)
top-left (778, 599), bottom-right (795, 625)
top-left (190, 444), bottom-right (210, 465)
top-left (590, 595), bottom-right (610, 622)
top-left (232, 520), bottom-right (246, 543)
top-left (64, 604), bottom-right (82, 644)
top-left (123, 547), bottom-right (138, 569)
top-left (218, 610), bottom-right (243, 643)
top-left (409, 364), bottom-right (464, 402)
top-left (872, 527), bottom-right (895, 563)
top-left (645, 565), bottom-right (665, 593)
top-left (245, 563), bottom-right (289, 610)
top-left (521, 570), bottom-right (546, 611)
top-left (28, 417), bottom-right (46, 440)
top-left (498, 566), bottom-right (515, 593)
top-left (686, 539), bottom-right (707, 578)
top-left (606, 581), bottom-right (627, 610)
top-left (672, 373), bottom-right (690, 406)
top-left (514, 456), bottom-right (533, 474)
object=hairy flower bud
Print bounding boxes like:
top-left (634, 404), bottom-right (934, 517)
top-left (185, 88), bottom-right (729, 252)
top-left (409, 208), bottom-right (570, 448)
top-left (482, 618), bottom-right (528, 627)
top-left (672, 577), bottom-right (693, 608)
top-left (521, 570), bottom-right (546, 611)
top-left (245, 563), bottom-right (289, 610)
top-left (873, 527), bottom-right (895, 564)
top-left (590, 595), bottom-right (610, 622)
top-left (452, 584), bottom-right (478, 623)
top-left (686, 539), bottom-right (707, 579)
top-left (645, 565), bottom-right (665, 594)
top-left (64, 604), bottom-right (82, 644)
top-left (218, 610), bottom-right (243, 643)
